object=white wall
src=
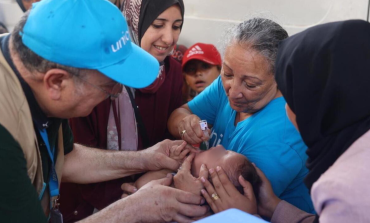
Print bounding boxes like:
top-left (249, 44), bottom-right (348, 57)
top-left (0, 0), bottom-right (368, 47)
top-left (180, 0), bottom-right (369, 48)
top-left (0, 0), bottom-right (24, 32)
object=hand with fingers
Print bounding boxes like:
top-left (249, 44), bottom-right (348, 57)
top-left (121, 182), bottom-right (137, 199)
top-left (253, 165), bottom-right (282, 219)
top-left (173, 153), bottom-right (208, 195)
top-left (141, 139), bottom-right (199, 171)
top-left (200, 166), bottom-right (258, 214)
top-left (169, 141), bottom-right (193, 165)
top-left (121, 168), bottom-right (178, 198)
top-left (178, 114), bottom-right (210, 145)
top-left (129, 174), bottom-right (208, 223)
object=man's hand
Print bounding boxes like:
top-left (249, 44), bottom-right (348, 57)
top-left (173, 153), bottom-right (208, 195)
top-left (177, 114), bottom-right (209, 145)
top-left (130, 174), bottom-right (208, 223)
top-left (141, 140), bottom-right (198, 171)
top-left (200, 166), bottom-right (257, 214)
top-left (79, 174), bottom-right (208, 223)
top-left (169, 141), bottom-right (191, 165)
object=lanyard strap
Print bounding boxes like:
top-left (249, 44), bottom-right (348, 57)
top-left (125, 86), bottom-right (150, 148)
top-left (112, 100), bottom-right (122, 150)
top-left (38, 129), bottom-right (59, 198)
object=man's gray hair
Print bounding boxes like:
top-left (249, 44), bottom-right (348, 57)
top-left (223, 18), bottom-right (288, 74)
top-left (11, 11), bottom-right (86, 80)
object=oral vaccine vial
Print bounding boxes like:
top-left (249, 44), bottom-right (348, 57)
top-left (199, 120), bottom-right (209, 150)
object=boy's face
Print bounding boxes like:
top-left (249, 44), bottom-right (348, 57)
top-left (191, 145), bottom-right (246, 178)
top-left (183, 60), bottom-right (220, 94)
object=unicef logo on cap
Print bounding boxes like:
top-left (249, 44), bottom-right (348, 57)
top-left (111, 31), bottom-right (131, 53)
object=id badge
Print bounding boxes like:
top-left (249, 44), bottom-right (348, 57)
top-left (50, 208), bottom-right (63, 223)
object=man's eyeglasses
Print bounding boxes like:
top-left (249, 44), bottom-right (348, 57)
top-left (69, 70), bottom-right (123, 100)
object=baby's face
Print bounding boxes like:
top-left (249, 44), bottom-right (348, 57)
top-left (191, 145), bottom-right (246, 177)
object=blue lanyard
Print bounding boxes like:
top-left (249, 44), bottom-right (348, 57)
top-left (38, 128), bottom-right (59, 198)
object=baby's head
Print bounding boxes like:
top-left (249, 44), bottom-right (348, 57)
top-left (192, 145), bottom-right (261, 198)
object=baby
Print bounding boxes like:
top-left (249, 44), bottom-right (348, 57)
top-left (134, 143), bottom-right (261, 199)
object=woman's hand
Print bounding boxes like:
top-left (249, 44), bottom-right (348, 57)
top-left (178, 114), bottom-right (209, 145)
top-left (173, 153), bottom-right (208, 195)
top-left (253, 165), bottom-right (281, 218)
top-left (200, 166), bottom-right (257, 214)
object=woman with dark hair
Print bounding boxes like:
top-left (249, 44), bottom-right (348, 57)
top-left (201, 20), bottom-right (370, 222)
top-left (120, 0), bottom-right (185, 149)
top-left (168, 18), bottom-right (314, 213)
top-left (59, 0), bottom-right (185, 222)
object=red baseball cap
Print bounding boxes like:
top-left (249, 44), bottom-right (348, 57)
top-left (182, 43), bottom-right (222, 68)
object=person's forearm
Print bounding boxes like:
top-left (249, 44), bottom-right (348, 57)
top-left (62, 144), bottom-right (147, 184)
top-left (271, 200), bottom-right (315, 223)
top-left (168, 105), bottom-right (192, 138)
top-left (135, 169), bottom-right (172, 189)
top-left (77, 196), bottom-right (138, 223)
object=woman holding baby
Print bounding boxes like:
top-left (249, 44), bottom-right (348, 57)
top-left (204, 20), bottom-right (370, 222)
top-left (168, 17), bottom-right (315, 214)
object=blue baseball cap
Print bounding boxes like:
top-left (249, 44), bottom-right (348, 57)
top-left (21, 0), bottom-right (159, 88)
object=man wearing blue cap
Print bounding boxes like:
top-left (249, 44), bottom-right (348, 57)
top-left (0, 0), bottom-right (207, 222)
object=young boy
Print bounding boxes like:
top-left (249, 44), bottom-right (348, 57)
top-left (182, 43), bottom-right (222, 101)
